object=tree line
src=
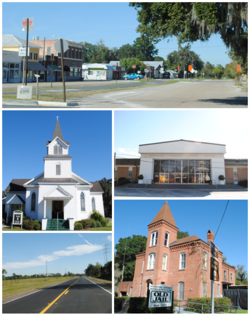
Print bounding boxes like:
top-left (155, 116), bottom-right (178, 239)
top-left (2, 269), bottom-right (81, 280)
top-left (85, 261), bottom-right (112, 281)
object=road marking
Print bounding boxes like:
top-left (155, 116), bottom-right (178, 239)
top-left (84, 277), bottom-right (112, 295)
top-left (40, 279), bottom-right (78, 313)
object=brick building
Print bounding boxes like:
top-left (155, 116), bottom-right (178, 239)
top-left (30, 38), bottom-right (84, 82)
top-left (225, 159), bottom-right (248, 184)
top-left (115, 158), bottom-right (140, 183)
top-left (118, 202), bottom-right (235, 299)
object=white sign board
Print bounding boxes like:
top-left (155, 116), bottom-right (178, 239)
top-left (148, 284), bottom-right (173, 308)
top-left (160, 67), bottom-right (164, 73)
top-left (12, 210), bottom-right (23, 226)
top-left (17, 85), bottom-right (33, 99)
top-left (54, 39), bottom-right (69, 53)
top-left (22, 18), bottom-right (34, 31)
top-left (19, 45), bottom-right (30, 57)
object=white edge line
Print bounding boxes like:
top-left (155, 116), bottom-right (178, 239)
top-left (84, 277), bottom-right (112, 295)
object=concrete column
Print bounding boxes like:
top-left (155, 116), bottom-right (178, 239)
top-left (44, 199), bottom-right (46, 218)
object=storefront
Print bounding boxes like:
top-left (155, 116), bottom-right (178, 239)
top-left (139, 140), bottom-right (226, 185)
top-left (2, 51), bottom-right (21, 83)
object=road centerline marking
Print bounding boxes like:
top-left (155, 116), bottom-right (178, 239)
top-left (40, 279), bottom-right (78, 313)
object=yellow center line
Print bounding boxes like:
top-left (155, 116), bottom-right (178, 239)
top-left (40, 280), bottom-right (77, 314)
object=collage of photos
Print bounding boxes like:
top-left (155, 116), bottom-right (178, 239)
top-left (1, 2), bottom-right (248, 315)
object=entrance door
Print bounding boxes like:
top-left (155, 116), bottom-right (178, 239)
top-left (52, 200), bottom-right (64, 219)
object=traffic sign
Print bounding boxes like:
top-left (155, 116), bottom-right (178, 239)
top-left (132, 65), bottom-right (136, 69)
top-left (22, 18), bottom-right (34, 31)
top-left (19, 45), bottom-right (30, 57)
top-left (54, 39), bottom-right (69, 53)
top-left (175, 69), bottom-right (177, 72)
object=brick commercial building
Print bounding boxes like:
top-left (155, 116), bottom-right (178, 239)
top-left (118, 202), bottom-right (235, 299)
top-left (30, 38), bottom-right (84, 82)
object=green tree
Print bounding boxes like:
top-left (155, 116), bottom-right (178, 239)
top-left (133, 34), bottom-right (158, 61)
top-left (117, 44), bottom-right (136, 59)
top-left (100, 261), bottom-right (112, 280)
top-left (212, 68), bottom-right (224, 78)
top-left (115, 235), bottom-right (147, 281)
top-left (2, 269), bottom-right (7, 280)
top-left (2, 191), bottom-right (6, 198)
top-left (154, 56), bottom-right (165, 61)
top-left (224, 61), bottom-right (237, 79)
top-left (130, 3), bottom-right (248, 65)
top-left (99, 178), bottom-right (112, 217)
top-left (236, 264), bottom-right (248, 283)
top-left (177, 231), bottom-right (189, 239)
top-left (120, 58), bottom-right (146, 74)
top-left (201, 62), bottom-right (215, 77)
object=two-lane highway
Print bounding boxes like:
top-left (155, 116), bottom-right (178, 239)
top-left (3, 277), bottom-right (112, 313)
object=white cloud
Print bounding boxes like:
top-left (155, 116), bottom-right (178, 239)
top-left (3, 243), bottom-right (103, 270)
top-left (78, 233), bottom-right (83, 238)
top-left (117, 148), bottom-right (141, 158)
top-left (84, 239), bottom-right (93, 246)
top-left (107, 235), bottom-right (112, 242)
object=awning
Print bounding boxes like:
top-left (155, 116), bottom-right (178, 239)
top-left (27, 62), bottom-right (49, 71)
top-left (47, 64), bottom-right (62, 71)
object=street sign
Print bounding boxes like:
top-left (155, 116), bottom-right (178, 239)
top-left (54, 39), bottom-right (69, 53)
top-left (132, 65), bottom-right (136, 69)
top-left (22, 18), bottom-right (34, 31)
top-left (188, 65), bottom-right (192, 71)
top-left (237, 64), bottom-right (242, 72)
top-left (175, 69), bottom-right (177, 72)
top-left (19, 45), bottom-right (30, 57)
top-left (210, 241), bottom-right (220, 282)
top-left (148, 284), bottom-right (173, 308)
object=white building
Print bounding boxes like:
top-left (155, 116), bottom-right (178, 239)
top-left (139, 139), bottom-right (226, 185)
top-left (82, 64), bottom-right (114, 80)
top-left (2, 51), bottom-right (22, 83)
top-left (4, 119), bottom-right (104, 230)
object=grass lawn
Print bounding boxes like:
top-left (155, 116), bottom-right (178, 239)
top-left (3, 276), bottom-right (77, 299)
top-left (2, 80), bottom-right (179, 102)
top-left (224, 310), bottom-right (248, 314)
top-left (2, 226), bottom-right (30, 231)
top-left (89, 222), bottom-right (112, 231)
top-left (85, 276), bottom-right (112, 284)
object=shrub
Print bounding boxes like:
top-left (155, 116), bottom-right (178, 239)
top-left (187, 297), bottom-right (232, 313)
top-left (138, 174), bottom-right (144, 180)
top-left (95, 221), bottom-right (101, 227)
top-left (127, 297), bottom-right (173, 313)
top-left (118, 177), bottom-right (131, 186)
top-left (238, 180), bottom-right (248, 188)
top-left (23, 219), bottom-right (35, 230)
top-left (218, 175), bottom-right (225, 180)
top-left (74, 222), bottom-right (83, 230)
top-left (105, 217), bottom-right (110, 223)
top-left (101, 220), bottom-right (107, 227)
top-left (33, 221), bottom-right (41, 230)
top-left (81, 219), bottom-right (95, 229)
top-left (115, 297), bottom-right (130, 312)
top-left (91, 221), bottom-right (96, 228)
top-left (90, 211), bottom-right (104, 222)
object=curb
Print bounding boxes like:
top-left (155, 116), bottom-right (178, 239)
top-left (38, 101), bottom-right (79, 107)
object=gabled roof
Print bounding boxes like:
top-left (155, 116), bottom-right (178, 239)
top-left (44, 185), bottom-right (73, 199)
top-left (3, 35), bottom-right (41, 48)
top-left (90, 182), bottom-right (104, 193)
top-left (6, 194), bottom-right (25, 204)
top-left (170, 235), bottom-right (201, 247)
top-left (140, 139), bottom-right (225, 147)
top-left (5, 179), bottom-right (30, 192)
top-left (52, 120), bottom-right (64, 141)
top-left (150, 201), bottom-right (177, 227)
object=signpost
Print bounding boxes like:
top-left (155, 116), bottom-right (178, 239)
top-left (22, 18), bottom-right (34, 85)
top-left (19, 46), bottom-right (30, 84)
top-left (210, 241), bottom-right (220, 313)
top-left (12, 210), bottom-right (23, 229)
top-left (54, 39), bottom-right (68, 102)
top-left (147, 284), bottom-right (174, 313)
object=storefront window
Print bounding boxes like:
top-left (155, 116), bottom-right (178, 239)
top-left (3, 63), bottom-right (8, 68)
top-left (14, 70), bottom-right (19, 79)
top-left (10, 64), bottom-right (15, 68)
top-left (15, 64), bottom-right (19, 68)
top-left (74, 68), bottom-right (78, 76)
top-left (70, 68), bottom-right (74, 76)
top-left (154, 160), bottom-right (211, 184)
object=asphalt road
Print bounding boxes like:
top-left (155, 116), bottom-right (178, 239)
top-left (3, 277), bottom-right (112, 313)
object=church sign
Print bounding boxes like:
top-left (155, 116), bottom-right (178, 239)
top-left (148, 284), bottom-right (173, 308)
top-left (12, 210), bottom-right (23, 229)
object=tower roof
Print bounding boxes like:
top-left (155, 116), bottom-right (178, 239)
top-left (150, 201), bottom-right (177, 227)
top-left (52, 119), bottom-right (64, 141)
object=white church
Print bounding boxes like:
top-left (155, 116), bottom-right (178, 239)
top-left (3, 119), bottom-right (105, 231)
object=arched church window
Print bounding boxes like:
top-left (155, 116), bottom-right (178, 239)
top-left (150, 231), bottom-right (158, 246)
top-left (92, 197), bottom-right (96, 211)
top-left (56, 163), bottom-right (61, 175)
top-left (81, 192), bottom-right (85, 211)
top-left (31, 192), bottom-right (36, 211)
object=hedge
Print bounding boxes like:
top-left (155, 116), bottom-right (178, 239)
top-left (127, 297), bottom-right (176, 313)
top-left (114, 297), bottom-right (130, 311)
top-left (90, 211), bottom-right (104, 222)
top-left (74, 222), bottom-right (83, 230)
top-left (118, 177), bottom-right (131, 186)
top-left (238, 180), bottom-right (248, 188)
top-left (187, 297), bottom-right (232, 313)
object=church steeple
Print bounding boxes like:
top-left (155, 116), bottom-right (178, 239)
top-left (150, 201), bottom-right (177, 227)
top-left (52, 117), bottom-right (64, 141)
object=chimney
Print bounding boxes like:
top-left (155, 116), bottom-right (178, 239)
top-left (207, 230), bottom-right (214, 243)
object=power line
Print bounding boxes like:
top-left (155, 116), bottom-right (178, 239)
top-left (214, 200), bottom-right (229, 240)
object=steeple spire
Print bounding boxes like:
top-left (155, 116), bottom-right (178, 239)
top-left (150, 201), bottom-right (177, 227)
top-left (52, 117), bottom-right (64, 141)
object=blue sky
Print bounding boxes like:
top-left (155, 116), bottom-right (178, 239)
top-left (114, 110), bottom-right (248, 159)
top-left (2, 2), bottom-right (232, 67)
top-left (115, 200), bottom-right (248, 270)
top-left (2, 111), bottom-right (111, 190)
top-left (3, 233), bottom-right (112, 276)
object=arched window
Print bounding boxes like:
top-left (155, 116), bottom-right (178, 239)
top-left (162, 254), bottom-right (167, 270)
top-left (81, 192), bottom-right (85, 211)
top-left (179, 282), bottom-right (184, 300)
top-left (31, 192), bottom-right (36, 211)
top-left (148, 253), bottom-right (155, 269)
top-left (180, 253), bottom-right (186, 269)
top-left (92, 197), bottom-right (96, 211)
top-left (54, 144), bottom-right (62, 155)
top-left (150, 231), bottom-right (158, 246)
top-left (56, 163), bottom-right (61, 175)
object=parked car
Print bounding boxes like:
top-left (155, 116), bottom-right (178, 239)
top-left (123, 73), bottom-right (144, 80)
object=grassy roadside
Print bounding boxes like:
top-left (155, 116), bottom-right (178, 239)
top-left (3, 276), bottom-right (77, 299)
top-left (2, 80), bottom-right (179, 102)
top-left (84, 276), bottom-right (112, 284)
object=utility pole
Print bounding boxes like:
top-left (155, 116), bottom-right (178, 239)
top-left (121, 227), bottom-right (129, 282)
top-left (46, 261), bottom-right (47, 281)
top-left (103, 243), bottom-right (109, 262)
top-left (25, 18), bottom-right (29, 85)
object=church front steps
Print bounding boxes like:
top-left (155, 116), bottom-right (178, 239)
top-left (46, 219), bottom-right (69, 231)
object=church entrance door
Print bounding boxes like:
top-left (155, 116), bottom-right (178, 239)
top-left (52, 200), bottom-right (64, 219)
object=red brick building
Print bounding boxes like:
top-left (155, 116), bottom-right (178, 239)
top-left (30, 38), bottom-right (84, 82)
top-left (118, 202), bottom-right (235, 299)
